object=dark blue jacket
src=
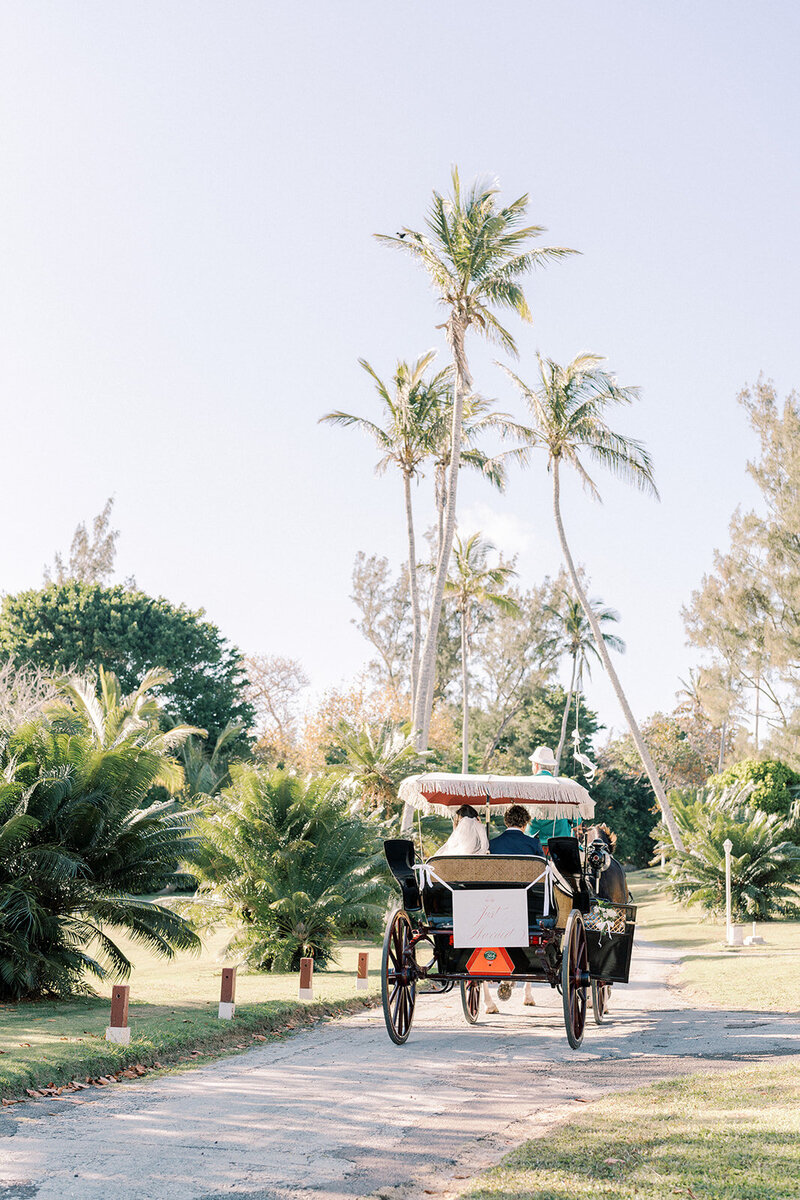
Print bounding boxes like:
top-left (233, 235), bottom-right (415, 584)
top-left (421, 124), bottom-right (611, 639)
top-left (489, 828), bottom-right (543, 857)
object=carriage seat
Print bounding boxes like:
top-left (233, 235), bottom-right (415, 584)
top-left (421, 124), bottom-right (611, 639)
top-left (426, 854), bottom-right (573, 928)
top-left (428, 854), bottom-right (547, 885)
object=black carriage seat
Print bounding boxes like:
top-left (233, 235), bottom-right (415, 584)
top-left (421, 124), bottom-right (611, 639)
top-left (422, 854), bottom-right (573, 929)
top-left (383, 839), bottom-right (422, 910)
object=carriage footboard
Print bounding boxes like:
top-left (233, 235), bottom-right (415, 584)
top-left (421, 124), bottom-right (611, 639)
top-left (585, 901), bottom-right (637, 984)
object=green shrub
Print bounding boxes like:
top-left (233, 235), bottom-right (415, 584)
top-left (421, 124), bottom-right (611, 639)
top-left (0, 723), bottom-right (199, 1000)
top-left (708, 757), bottom-right (800, 816)
top-left (667, 784), bottom-right (800, 920)
top-left (195, 767), bottom-right (391, 971)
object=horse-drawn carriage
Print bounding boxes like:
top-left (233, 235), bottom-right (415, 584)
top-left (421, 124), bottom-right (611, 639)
top-left (381, 772), bottom-right (637, 1049)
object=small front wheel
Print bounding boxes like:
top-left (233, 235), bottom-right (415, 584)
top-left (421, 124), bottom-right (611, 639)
top-left (381, 908), bottom-right (417, 1045)
top-left (591, 979), bottom-right (610, 1024)
top-left (561, 909), bottom-right (588, 1049)
top-left (460, 980), bottom-right (480, 1024)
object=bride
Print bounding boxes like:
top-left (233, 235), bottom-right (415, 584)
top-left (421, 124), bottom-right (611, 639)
top-left (433, 804), bottom-right (489, 856)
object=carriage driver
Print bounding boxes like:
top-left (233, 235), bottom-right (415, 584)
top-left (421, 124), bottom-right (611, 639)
top-left (525, 745), bottom-right (579, 851)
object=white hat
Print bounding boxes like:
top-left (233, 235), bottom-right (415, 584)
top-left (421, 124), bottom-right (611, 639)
top-left (529, 745), bottom-right (556, 769)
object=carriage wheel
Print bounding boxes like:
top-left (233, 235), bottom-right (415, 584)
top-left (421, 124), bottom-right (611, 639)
top-left (460, 980), bottom-right (481, 1024)
top-left (561, 910), bottom-right (588, 1049)
top-left (591, 979), bottom-right (610, 1024)
top-left (381, 908), bottom-right (417, 1045)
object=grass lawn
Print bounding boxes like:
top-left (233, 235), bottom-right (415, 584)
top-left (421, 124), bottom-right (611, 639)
top-left (0, 921), bottom-right (381, 1099)
top-left (629, 869), bottom-right (800, 1011)
top-left (461, 1057), bottom-right (800, 1200)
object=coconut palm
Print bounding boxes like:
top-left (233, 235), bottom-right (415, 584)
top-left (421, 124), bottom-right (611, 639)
top-left (377, 169), bottom-right (575, 748)
top-left (550, 591), bottom-right (625, 775)
top-left (320, 353), bottom-right (449, 708)
top-left (444, 534), bottom-right (520, 773)
top-left (502, 353), bottom-right (684, 850)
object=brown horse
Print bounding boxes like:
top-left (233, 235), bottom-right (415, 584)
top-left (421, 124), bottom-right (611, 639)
top-left (583, 823), bottom-right (630, 904)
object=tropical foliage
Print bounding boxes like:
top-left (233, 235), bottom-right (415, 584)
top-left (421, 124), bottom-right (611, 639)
top-left (194, 768), bottom-right (390, 970)
top-left (665, 785), bottom-right (800, 920)
top-left (327, 719), bottom-right (428, 818)
top-left (0, 721), bottom-right (199, 1000)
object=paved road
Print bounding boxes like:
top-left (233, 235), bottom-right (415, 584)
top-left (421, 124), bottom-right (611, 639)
top-left (1, 940), bottom-right (798, 1200)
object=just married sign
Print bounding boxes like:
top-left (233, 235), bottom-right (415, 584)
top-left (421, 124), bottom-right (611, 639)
top-left (452, 888), bottom-right (529, 948)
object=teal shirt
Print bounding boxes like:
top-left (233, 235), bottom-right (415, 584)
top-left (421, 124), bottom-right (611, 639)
top-left (525, 770), bottom-right (575, 845)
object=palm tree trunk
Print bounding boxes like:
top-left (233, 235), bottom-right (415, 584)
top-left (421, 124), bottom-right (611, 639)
top-left (403, 471), bottom-right (421, 713)
top-left (754, 671), bottom-right (760, 754)
top-left (718, 719), bottom-right (727, 772)
top-left (435, 463), bottom-right (446, 564)
top-left (461, 608), bottom-right (469, 773)
top-left (551, 459), bottom-right (685, 852)
top-left (413, 321), bottom-right (469, 749)
top-left (555, 653), bottom-right (578, 775)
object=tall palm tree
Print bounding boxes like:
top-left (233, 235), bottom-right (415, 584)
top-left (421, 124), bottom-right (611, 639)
top-left (444, 533), bottom-right (520, 773)
top-left (550, 591), bottom-right (625, 775)
top-left (320, 353), bottom-right (449, 709)
top-left (378, 169), bottom-right (575, 749)
top-left (503, 353), bottom-right (684, 851)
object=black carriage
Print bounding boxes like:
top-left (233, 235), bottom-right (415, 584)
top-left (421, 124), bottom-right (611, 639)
top-left (381, 773), bottom-right (636, 1049)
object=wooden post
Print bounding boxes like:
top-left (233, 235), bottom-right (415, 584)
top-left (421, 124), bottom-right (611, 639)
top-left (298, 957), bottom-right (314, 1000)
top-left (356, 951), bottom-right (369, 991)
top-left (105, 984), bottom-right (130, 1044)
top-left (218, 966), bottom-right (237, 1019)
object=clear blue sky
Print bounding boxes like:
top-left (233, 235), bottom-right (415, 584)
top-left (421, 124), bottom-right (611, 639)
top-left (1, 3), bottom-right (798, 734)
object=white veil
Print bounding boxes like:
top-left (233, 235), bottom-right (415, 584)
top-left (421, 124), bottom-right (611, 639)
top-left (433, 815), bottom-right (489, 857)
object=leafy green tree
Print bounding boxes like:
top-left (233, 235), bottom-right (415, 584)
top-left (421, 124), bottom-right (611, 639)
top-left (589, 766), bottom-right (658, 867)
top-left (473, 683), bottom-right (601, 780)
top-left (666, 786), bottom-right (800, 920)
top-left (549, 590), bottom-right (624, 775)
top-left (0, 723), bottom-right (199, 1000)
top-left (503, 352), bottom-right (683, 851)
top-left (444, 533), bottom-right (519, 772)
top-left (378, 169), bottom-right (575, 749)
top-left (708, 758), bottom-right (800, 818)
top-left (195, 768), bottom-right (390, 970)
top-left (0, 583), bottom-right (254, 744)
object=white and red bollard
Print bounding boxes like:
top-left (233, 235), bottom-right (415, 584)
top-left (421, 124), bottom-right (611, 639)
top-left (105, 984), bottom-right (131, 1045)
top-left (298, 957), bottom-right (314, 1000)
top-left (218, 966), bottom-right (237, 1019)
top-left (357, 951), bottom-right (369, 991)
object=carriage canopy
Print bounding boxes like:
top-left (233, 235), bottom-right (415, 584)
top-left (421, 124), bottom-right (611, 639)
top-left (398, 772), bottom-right (595, 822)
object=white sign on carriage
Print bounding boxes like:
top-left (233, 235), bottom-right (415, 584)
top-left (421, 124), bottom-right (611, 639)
top-left (452, 888), bottom-right (529, 948)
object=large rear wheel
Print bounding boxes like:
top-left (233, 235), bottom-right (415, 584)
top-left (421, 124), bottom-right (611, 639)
top-left (381, 908), bottom-right (417, 1045)
top-left (591, 979), bottom-right (610, 1024)
top-left (460, 980), bottom-right (481, 1024)
top-left (561, 910), bottom-right (588, 1049)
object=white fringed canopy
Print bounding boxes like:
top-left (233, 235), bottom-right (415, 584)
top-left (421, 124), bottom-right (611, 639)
top-left (398, 772), bottom-right (595, 822)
